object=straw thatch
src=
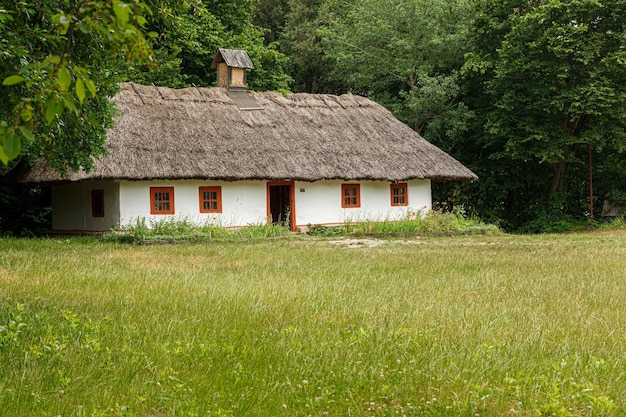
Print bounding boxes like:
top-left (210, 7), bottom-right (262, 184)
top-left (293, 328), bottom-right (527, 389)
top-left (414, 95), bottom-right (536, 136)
top-left (19, 82), bottom-right (477, 184)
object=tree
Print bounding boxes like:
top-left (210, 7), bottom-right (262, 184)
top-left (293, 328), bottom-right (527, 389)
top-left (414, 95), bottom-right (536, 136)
top-left (487, 0), bottom-right (626, 197)
top-left (277, 0), bottom-right (349, 94)
top-left (0, 0), bottom-right (155, 170)
top-left (129, 0), bottom-right (292, 91)
top-left (252, 0), bottom-right (289, 45)
top-left (318, 0), bottom-right (474, 153)
top-left (458, 0), bottom-right (626, 230)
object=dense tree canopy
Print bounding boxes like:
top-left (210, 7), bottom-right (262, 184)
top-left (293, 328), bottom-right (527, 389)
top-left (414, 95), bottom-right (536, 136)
top-left (129, 0), bottom-right (291, 91)
top-left (488, 0), bottom-right (626, 194)
top-left (0, 0), bottom-right (291, 171)
top-left (2, 0), bottom-right (626, 233)
top-left (458, 0), bottom-right (626, 229)
top-left (0, 0), bottom-right (155, 171)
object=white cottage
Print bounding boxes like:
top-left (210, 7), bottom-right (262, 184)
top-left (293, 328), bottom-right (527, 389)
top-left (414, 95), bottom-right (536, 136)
top-left (19, 49), bottom-right (477, 232)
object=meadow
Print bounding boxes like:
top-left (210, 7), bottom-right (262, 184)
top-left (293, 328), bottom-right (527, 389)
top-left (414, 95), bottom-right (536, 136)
top-left (1, 231), bottom-right (626, 416)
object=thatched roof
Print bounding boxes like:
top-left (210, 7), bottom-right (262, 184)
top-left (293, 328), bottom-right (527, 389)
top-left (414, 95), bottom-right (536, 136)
top-left (19, 82), bottom-right (477, 184)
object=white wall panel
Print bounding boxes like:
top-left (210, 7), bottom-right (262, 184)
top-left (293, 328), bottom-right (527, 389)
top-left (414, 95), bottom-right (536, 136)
top-left (293, 179), bottom-right (431, 227)
top-left (51, 181), bottom-right (120, 231)
top-left (52, 179), bottom-right (433, 231)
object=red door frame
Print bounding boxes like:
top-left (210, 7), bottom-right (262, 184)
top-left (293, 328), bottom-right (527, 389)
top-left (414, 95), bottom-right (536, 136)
top-left (266, 181), bottom-right (296, 232)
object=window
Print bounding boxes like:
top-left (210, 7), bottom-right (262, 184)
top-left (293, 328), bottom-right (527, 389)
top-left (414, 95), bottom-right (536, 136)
top-left (150, 187), bottom-right (175, 215)
top-left (199, 186), bottom-right (222, 213)
top-left (341, 184), bottom-right (360, 208)
top-left (91, 189), bottom-right (104, 217)
top-left (390, 183), bottom-right (408, 206)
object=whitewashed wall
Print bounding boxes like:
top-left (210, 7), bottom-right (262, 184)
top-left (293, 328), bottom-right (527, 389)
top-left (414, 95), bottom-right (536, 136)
top-left (118, 179), bottom-right (432, 229)
top-left (118, 180), bottom-right (268, 227)
top-left (51, 181), bottom-right (120, 231)
top-left (51, 179), bottom-right (432, 231)
top-left (293, 180), bottom-right (431, 226)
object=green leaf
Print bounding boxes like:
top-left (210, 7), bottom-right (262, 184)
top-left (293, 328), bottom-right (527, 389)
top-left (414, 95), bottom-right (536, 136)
top-left (2, 129), bottom-right (21, 160)
top-left (113, 0), bottom-right (131, 25)
top-left (45, 99), bottom-right (63, 124)
top-left (135, 15), bottom-right (147, 26)
top-left (52, 13), bottom-right (71, 34)
top-left (0, 146), bottom-right (7, 165)
top-left (75, 78), bottom-right (86, 103)
top-left (45, 56), bottom-right (61, 65)
top-left (2, 75), bottom-right (25, 86)
top-left (57, 67), bottom-right (72, 92)
top-left (20, 105), bottom-right (33, 122)
top-left (85, 79), bottom-right (96, 97)
top-left (62, 96), bottom-right (77, 114)
top-left (79, 21), bottom-right (93, 34)
top-left (18, 126), bottom-right (35, 143)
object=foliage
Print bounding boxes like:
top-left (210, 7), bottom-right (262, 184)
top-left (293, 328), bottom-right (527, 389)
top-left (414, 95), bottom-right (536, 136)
top-left (252, 0), bottom-right (289, 45)
top-left (0, 0), bottom-right (156, 170)
top-left (453, 0), bottom-right (626, 231)
top-left (319, 0), bottom-right (473, 152)
top-left (0, 184), bottom-right (50, 237)
top-left (277, 0), bottom-right (350, 94)
top-left (307, 206), bottom-right (500, 238)
top-left (107, 216), bottom-right (293, 243)
top-left (598, 215), bottom-right (626, 231)
top-left (129, 0), bottom-right (292, 91)
top-left (516, 192), bottom-right (578, 234)
top-left (486, 0), bottom-right (626, 194)
top-left (109, 207), bottom-right (498, 243)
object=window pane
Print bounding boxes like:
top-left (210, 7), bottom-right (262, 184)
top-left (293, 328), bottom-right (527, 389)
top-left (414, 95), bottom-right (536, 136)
top-left (199, 187), bottom-right (221, 213)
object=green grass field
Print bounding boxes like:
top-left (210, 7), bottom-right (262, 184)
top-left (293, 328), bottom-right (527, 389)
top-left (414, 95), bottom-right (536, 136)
top-left (1, 232), bottom-right (626, 416)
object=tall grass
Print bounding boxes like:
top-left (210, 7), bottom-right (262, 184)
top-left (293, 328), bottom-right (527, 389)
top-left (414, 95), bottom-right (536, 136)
top-left (112, 216), bottom-right (293, 243)
top-left (341, 206), bottom-right (499, 237)
top-left (1, 233), bottom-right (625, 416)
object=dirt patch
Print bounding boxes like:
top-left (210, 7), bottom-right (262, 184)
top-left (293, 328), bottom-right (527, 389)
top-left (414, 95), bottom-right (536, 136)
top-left (328, 239), bottom-right (385, 248)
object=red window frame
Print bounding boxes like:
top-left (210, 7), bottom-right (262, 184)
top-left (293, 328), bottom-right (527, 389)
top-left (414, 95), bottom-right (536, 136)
top-left (390, 183), bottom-right (408, 206)
top-left (150, 187), bottom-right (175, 215)
top-left (341, 184), bottom-right (361, 208)
top-left (199, 186), bottom-right (222, 213)
top-left (91, 189), bottom-right (104, 217)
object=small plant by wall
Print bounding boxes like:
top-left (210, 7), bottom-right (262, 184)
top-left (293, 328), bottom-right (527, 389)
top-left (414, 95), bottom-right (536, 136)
top-left (106, 216), bottom-right (292, 243)
top-left (308, 206), bottom-right (499, 238)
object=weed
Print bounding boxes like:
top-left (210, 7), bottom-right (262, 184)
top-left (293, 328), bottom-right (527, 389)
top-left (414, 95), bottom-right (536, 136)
top-left (0, 302), bottom-right (27, 348)
top-left (108, 217), bottom-right (291, 243)
top-left (308, 205), bottom-right (499, 238)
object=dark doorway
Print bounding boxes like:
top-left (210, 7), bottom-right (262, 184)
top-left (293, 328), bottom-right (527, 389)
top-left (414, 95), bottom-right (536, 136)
top-left (267, 181), bottom-right (294, 231)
